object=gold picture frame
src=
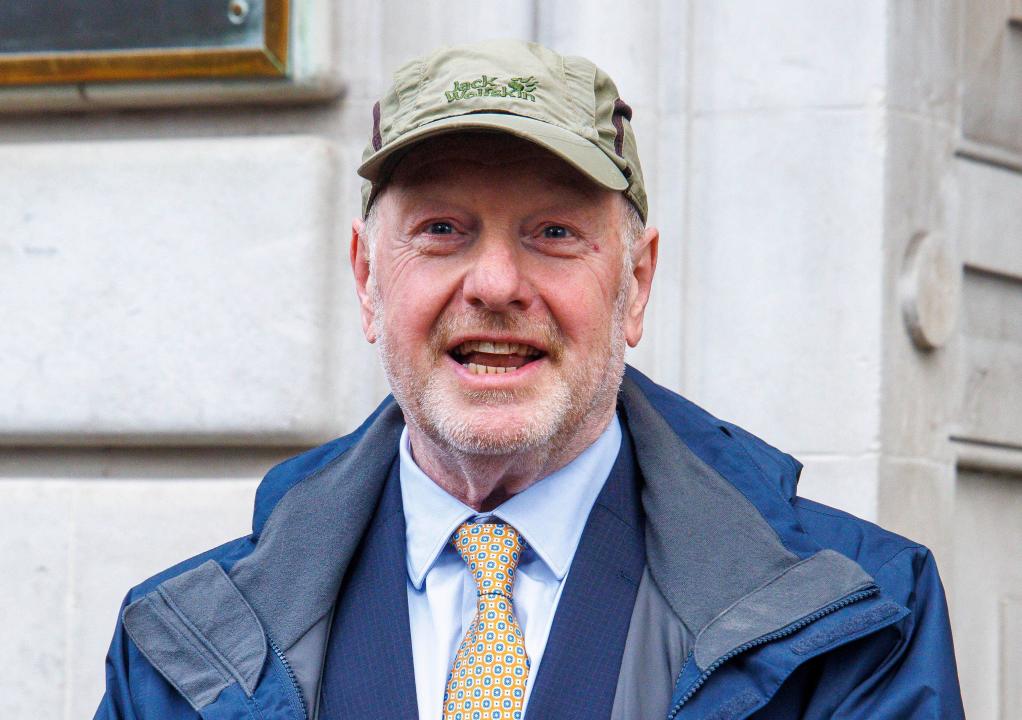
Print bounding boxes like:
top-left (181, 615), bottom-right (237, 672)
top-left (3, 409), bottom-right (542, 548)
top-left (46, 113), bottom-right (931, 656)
top-left (0, 0), bottom-right (289, 86)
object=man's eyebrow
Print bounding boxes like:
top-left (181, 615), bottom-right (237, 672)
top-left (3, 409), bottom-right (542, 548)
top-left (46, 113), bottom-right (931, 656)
top-left (396, 196), bottom-right (472, 220)
top-left (398, 191), bottom-right (599, 222)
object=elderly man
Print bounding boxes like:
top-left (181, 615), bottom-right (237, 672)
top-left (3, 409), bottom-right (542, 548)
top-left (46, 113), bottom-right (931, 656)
top-left (96, 40), bottom-right (964, 720)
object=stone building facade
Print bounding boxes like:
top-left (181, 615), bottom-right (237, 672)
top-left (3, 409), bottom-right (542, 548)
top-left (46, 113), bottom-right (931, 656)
top-left (1, 2), bottom-right (1019, 717)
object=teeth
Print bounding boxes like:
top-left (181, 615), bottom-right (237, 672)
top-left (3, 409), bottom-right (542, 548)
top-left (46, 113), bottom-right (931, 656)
top-left (455, 340), bottom-right (541, 356)
top-left (464, 362), bottom-right (516, 375)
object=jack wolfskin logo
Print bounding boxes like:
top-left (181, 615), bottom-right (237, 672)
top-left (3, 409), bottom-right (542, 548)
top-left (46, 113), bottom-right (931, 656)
top-left (445, 75), bottom-right (539, 103)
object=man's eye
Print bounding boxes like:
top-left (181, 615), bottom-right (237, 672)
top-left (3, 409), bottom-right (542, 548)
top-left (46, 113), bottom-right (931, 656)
top-left (542, 225), bottom-right (570, 239)
top-left (426, 221), bottom-right (455, 235)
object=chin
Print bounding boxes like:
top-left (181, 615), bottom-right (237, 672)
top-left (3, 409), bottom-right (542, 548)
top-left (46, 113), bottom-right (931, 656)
top-left (420, 390), bottom-right (570, 456)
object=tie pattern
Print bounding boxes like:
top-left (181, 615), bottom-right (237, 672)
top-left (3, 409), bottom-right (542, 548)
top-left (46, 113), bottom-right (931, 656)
top-left (443, 521), bottom-right (530, 720)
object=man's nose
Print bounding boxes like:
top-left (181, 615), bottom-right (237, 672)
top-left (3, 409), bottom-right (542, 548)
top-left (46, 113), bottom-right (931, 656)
top-left (461, 233), bottom-right (534, 312)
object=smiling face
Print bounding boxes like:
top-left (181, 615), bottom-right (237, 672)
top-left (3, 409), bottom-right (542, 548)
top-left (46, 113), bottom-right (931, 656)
top-left (352, 133), bottom-right (656, 460)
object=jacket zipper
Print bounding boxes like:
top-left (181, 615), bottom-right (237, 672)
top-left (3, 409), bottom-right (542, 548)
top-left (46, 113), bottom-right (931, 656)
top-left (270, 638), bottom-right (309, 720)
top-left (666, 586), bottom-right (879, 720)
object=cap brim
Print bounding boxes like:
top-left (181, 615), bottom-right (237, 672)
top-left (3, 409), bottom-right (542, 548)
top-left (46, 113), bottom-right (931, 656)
top-left (358, 113), bottom-right (628, 191)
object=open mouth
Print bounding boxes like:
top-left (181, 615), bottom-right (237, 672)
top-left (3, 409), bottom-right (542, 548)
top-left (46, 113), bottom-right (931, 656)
top-left (448, 339), bottom-right (545, 375)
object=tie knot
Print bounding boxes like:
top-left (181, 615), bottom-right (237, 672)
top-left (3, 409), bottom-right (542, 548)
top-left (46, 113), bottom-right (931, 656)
top-left (452, 521), bottom-right (524, 598)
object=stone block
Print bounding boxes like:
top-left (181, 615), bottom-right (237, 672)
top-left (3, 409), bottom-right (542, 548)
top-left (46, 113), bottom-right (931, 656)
top-left (0, 481), bottom-right (72, 719)
top-left (958, 273), bottom-right (1022, 448)
top-left (1002, 597), bottom-right (1022, 719)
top-left (954, 158), bottom-right (1022, 282)
top-left (796, 454), bottom-right (879, 521)
top-left (951, 470), bottom-right (1022, 720)
top-left (691, 0), bottom-right (885, 112)
top-left (962, 0), bottom-right (1022, 155)
top-left (684, 108), bottom-right (884, 454)
top-left (885, 0), bottom-right (957, 119)
top-left (69, 477), bottom-right (259, 718)
top-left (951, 158), bottom-right (1022, 448)
top-left (877, 456), bottom-right (956, 567)
top-left (537, 0), bottom-right (668, 105)
top-left (0, 136), bottom-right (346, 445)
top-left (377, 0), bottom-right (535, 74)
top-left (879, 113), bottom-right (958, 460)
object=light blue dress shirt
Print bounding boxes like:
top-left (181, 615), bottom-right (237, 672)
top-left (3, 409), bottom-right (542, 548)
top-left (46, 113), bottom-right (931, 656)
top-left (399, 415), bottom-right (623, 720)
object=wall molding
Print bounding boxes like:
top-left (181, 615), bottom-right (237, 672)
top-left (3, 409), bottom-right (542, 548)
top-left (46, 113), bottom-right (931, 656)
top-left (952, 437), bottom-right (1022, 475)
top-left (957, 137), bottom-right (1022, 175)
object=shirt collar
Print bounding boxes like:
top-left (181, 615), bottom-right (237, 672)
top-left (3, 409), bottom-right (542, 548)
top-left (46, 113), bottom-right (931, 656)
top-left (399, 415), bottom-right (622, 589)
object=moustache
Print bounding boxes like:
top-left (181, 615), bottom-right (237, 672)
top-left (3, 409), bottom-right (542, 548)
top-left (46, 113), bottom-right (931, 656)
top-left (428, 309), bottom-right (565, 362)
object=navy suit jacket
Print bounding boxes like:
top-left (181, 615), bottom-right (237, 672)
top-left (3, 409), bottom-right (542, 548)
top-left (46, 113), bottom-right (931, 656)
top-left (319, 419), bottom-right (646, 719)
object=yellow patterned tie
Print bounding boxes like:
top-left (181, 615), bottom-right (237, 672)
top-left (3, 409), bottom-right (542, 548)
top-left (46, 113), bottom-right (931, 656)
top-left (443, 521), bottom-right (531, 720)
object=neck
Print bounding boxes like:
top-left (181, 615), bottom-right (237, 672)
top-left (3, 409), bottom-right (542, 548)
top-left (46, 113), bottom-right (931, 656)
top-left (407, 404), bottom-right (617, 511)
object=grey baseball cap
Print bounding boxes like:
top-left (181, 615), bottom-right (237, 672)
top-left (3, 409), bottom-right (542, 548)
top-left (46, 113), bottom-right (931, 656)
top-left (358, 39), bottom-right (647, 221)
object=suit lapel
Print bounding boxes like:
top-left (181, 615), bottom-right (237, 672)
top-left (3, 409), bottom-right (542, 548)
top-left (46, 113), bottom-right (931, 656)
top-left (318, 460), bottom-right (418, 719)
top-left (525, 420), bottom-right (645, 720)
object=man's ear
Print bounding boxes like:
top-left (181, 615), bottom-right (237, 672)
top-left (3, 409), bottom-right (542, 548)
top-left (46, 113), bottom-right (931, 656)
top-left (350, 217), bottom-right (378, 343)
top-left (625, 225), bottom-right (659, 347)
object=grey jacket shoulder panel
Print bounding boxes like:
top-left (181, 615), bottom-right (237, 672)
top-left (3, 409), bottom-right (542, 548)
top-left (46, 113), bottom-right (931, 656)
top-left (120, 401), bottom-right (405, 711)
top-left (121, 559), bottom-right (266, 711)
top-left (693, 549), bottom-right (873, 669)
top-left (229, 400), bottom-right (405, 652)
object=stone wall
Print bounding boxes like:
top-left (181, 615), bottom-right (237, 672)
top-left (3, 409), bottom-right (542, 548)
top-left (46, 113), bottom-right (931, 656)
top-left (1, 1), bottom-right (1019, 716)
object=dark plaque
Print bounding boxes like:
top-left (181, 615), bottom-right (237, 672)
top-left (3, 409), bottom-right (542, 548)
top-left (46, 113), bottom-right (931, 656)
top-left (0, 0), bottom-right (288, 85)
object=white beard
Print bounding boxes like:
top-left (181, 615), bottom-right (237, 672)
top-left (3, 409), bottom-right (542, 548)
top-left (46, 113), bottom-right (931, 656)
top-left (371, 273), bottom-right (629, 458)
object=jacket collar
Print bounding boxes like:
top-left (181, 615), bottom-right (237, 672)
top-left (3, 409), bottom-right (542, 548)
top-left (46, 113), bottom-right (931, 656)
top-left (233, 368), bottom-right (876, 662)
top-left (229, 399), bottom-right (404, 652)
top-left (619, 372), bottom-right (876, 670)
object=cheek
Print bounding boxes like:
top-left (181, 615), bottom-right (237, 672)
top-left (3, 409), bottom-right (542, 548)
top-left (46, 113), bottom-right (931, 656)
top-left (540, 287), bottom-right (615, 355)
top-left (531, 263), bottom-right (620, 341)
top-left (380, 262), bottom-right (461, 341)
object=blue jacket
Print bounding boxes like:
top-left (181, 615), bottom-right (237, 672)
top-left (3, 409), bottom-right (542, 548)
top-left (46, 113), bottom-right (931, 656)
top-left (95, 367), bottom-right (964, 719)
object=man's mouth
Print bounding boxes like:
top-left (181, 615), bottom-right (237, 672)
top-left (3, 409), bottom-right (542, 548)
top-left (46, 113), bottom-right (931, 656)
top-left (448, 340), bottom-right (545, 375)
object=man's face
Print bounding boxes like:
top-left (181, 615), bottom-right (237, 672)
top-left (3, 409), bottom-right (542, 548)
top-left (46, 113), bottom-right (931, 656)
top-left (352, 134), bottom-right (655, 456)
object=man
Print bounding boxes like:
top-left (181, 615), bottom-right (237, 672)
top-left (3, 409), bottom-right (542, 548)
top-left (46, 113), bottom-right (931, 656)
top-left (96, 39), bottom-right (964, 719)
